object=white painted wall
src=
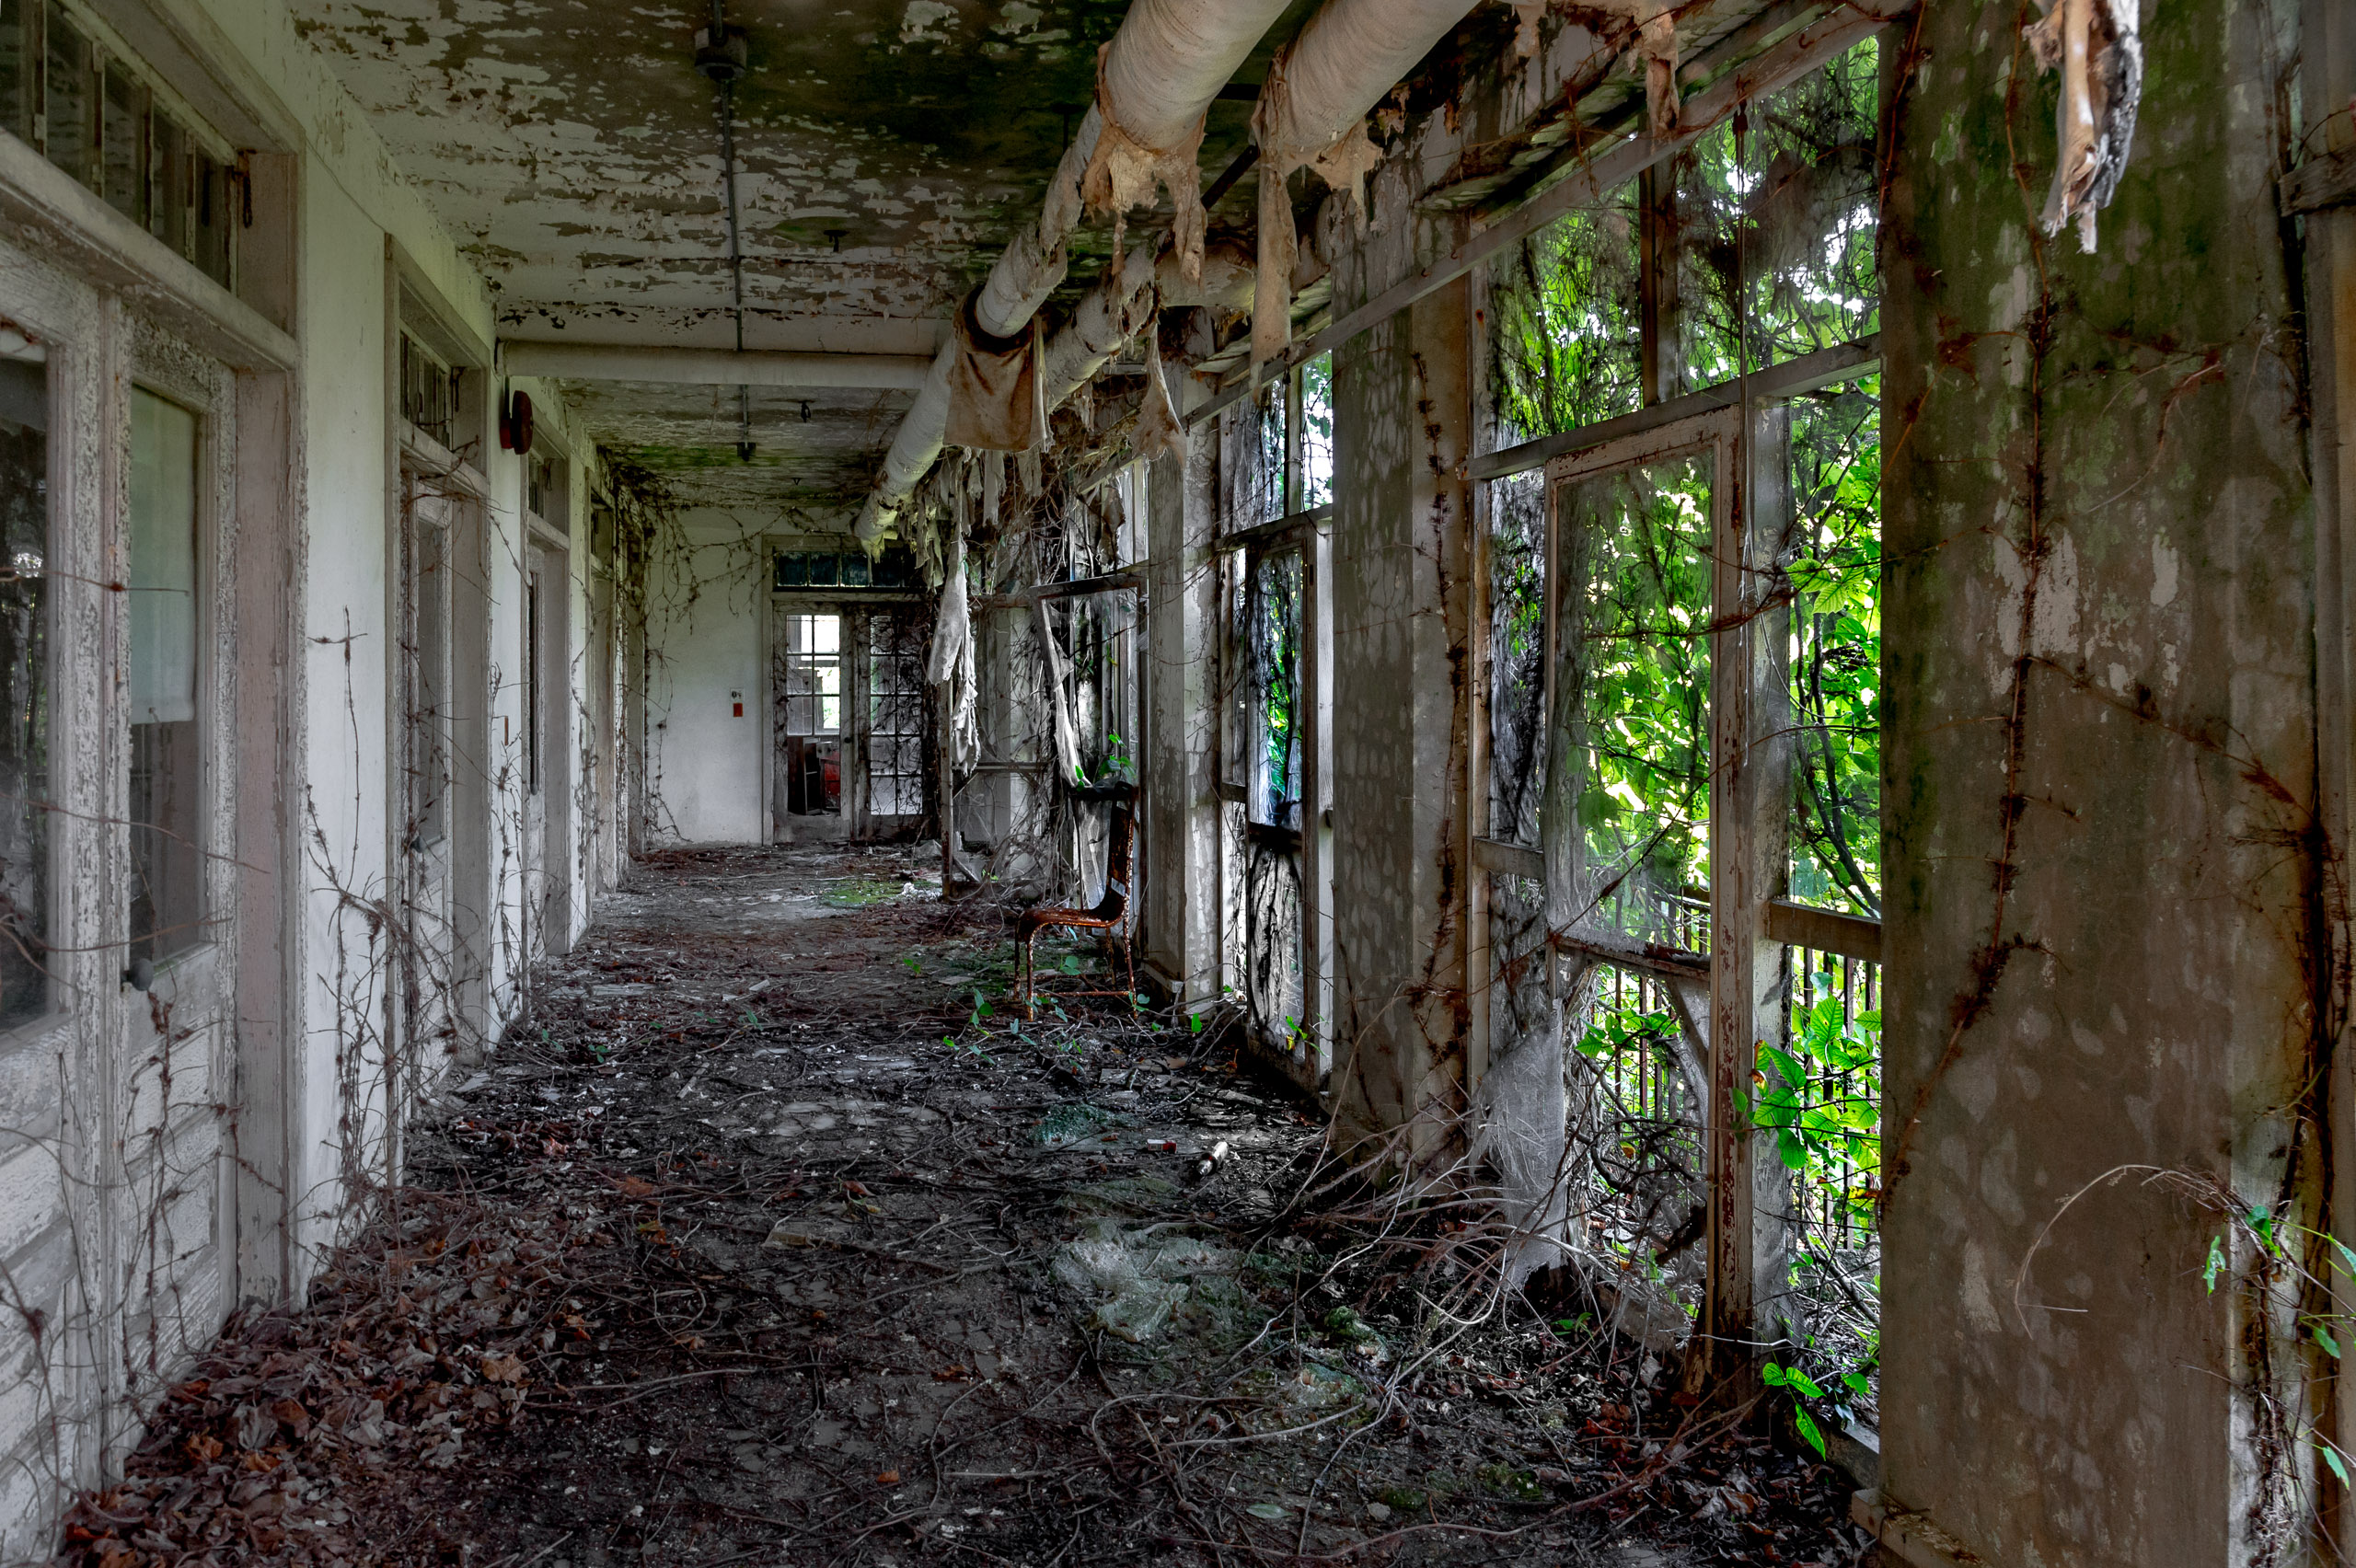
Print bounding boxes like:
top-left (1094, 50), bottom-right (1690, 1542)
top-left (0, 0), bottom-right (621, 1549)
top-left (645, 508), bottom-right (770, 845)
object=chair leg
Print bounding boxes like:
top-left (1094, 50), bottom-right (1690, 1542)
top-left (1019, 931), bottom-right (1035, 1021)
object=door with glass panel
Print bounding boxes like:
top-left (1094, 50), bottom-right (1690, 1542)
top-left (772, 609), bottom-right (845, 843)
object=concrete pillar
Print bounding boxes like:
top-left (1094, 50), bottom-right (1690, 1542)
top-left (1328, 258), bottom-right (1475, 1166)
top-left (1876, 0), bottom-right (2316, 1558)
top-left (1140, 401), bottom-right (1221, 1009)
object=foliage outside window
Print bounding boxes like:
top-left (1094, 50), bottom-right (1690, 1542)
top-left (1673, 37), bottom-right (1879, 386)
top-left (1300, 355), bottom-right (1334, 509)
top-left (1557, 453), bottom-right (1714, 952)
top-left (1488, 181), bottom-right (1643, 443)
top-left (1786, 379), bottom-right (1881, 917)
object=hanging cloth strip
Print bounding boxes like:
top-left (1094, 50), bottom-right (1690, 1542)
top-left (945, 292), bottom-right (1046, 451)
top-left (2026, 0), bottom-right (2142, 252)
top-left (1251, 45), bottom-right (1384, 366)
top-left (1134, 319), bottom-right (1185, 463)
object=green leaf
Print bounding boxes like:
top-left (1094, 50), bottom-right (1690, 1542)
top-left (1190, 1012), bottom-right (1205, 1034)
top-left (1777, 1128), bottom-right (1807, 1171)
top-left (2204, 1234), bottom-right (2228, 1294)
top-left (2325, 1440), bottom-right (2352, 1490)
top-left (1761, 1364), bottom-right (1788, 1389)
top-left (2318, 1324), bottom-right (2342, 1360)
top-left (1841, 1372), bottom-right (1873, 1397)
top-left (2334, 1237), bottom-right (2356, 1278)
top-left (1787, 1371), bottom-right (1826, 1401)
top-left (1246, 1502), bottom-right (1288, 1520)
top-left (1793, 1407), bottom-right (1826, 1456)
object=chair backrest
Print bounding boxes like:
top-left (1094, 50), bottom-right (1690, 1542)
top-left (1092, 802), bottom-right (1136, 922)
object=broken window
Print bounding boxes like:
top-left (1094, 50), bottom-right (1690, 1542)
top-left (863, 612), bottom-right (926, 823)
top-left (128, 386), bottom-right (202, 964)
top-left (1674, 38), bottom-right (1880, 381)
top-left (1478, 31), bottom-right (1888, 1418)
top-left (1217, 373), bottom-right (1326, 1061)
top-left (1299, 354), bottom-right (1334, 510)
top-left (1550, 439), bottom-right (1715, 955)
top-left (1240, 546), bottom-right (1305, 1047)
top-left (0, 355), bottom-right (49, 1028)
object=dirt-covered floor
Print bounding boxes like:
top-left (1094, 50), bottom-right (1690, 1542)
top-left (55, 845), bottom-right (1877, 1567)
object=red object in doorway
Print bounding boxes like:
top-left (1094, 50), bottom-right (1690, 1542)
top-left (733, 701), bottom-right (744, 717)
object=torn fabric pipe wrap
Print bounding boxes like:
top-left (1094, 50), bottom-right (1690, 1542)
top-left (1135, 325), bottom-right (1184, 462)
top-left (1080, 42), bottom-right (1210, 284)
top-left (2027, 0), bottom-right (2142, 252)
top-left (1247, 0), bottom-right (1473, 365)
top-left (1251, 57), bottom-right (1307, 367)
top-left (945, 292), bottom-right (1045, 452)
top-left (927, 524), bottom-right (980, 772)
top-left (1033, 595), bottom-right (1085, 787)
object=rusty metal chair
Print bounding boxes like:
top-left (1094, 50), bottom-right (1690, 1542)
top-left (1016, 799), bottom-right (1136, 1020)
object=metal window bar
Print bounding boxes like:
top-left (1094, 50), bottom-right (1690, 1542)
top-left (1782, 943), bottom-right (1881, 1251)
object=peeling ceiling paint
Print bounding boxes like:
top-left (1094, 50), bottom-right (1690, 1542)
top-left (291, 0), bottom-right (1283, 517)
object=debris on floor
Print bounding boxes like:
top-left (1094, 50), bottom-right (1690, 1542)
top-left (55, 845), bottom-right (1874, 1566)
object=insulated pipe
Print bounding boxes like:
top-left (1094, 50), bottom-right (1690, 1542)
top-left (854, 243), bottom-right (1253, 542)
top-left (854, 0), bottom-right (1296, 540)
top-left (974, 0), bottom-right (1299, 339)
top-left (1257, 0), bottom-right (1477, 162)
top-left (1039, 243), bottom-right (1253, 407)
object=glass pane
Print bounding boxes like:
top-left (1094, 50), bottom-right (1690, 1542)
top-left (1300, 353), bottom-right (1334, 509)
top-left (0, 358), bottom-right (49, 1027)
top-left (130, 391), bottom-right (196, 722)
top-left (525, 575), bottom-right (541, 793)
top-left (1486, 472), bottom-right (1545, 847)
top-left (1674, 37), bottom-right (1880, 383)
top-left (44, 4), bottom-right (89, 187)
top-left (0, 0), bottom-right (29, 143)
top-left (810, 615), bottom-right (838, 654)
top-left (1247, 551), bottom-right (1301, 830)
top-left (1553, 450), bottom-right (1712, 952)
top-left (101, 59), bottom-right (143, 224)
top-left (150, 111), bottom-right (187, 253)
top-left (410, 516), bottom-right (447, 846)
top-left (191, 146), bottom-right (230, 288)
top-left (129, 387), bottom-right (201, 963)
top-left (1786, 376), bottom-right (1881, 916)
top-left (1488, 179), bottom-right (1642, 442)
